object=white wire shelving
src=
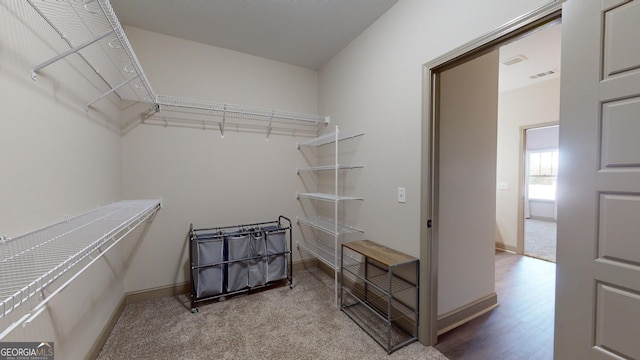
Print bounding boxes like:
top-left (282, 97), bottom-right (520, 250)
top-left (0, 199), bottom-right (161, 339)
top-left (295, 126), bottom-right (365, 305)
top-left (27, 0), bottom-right (156, 109)
top-left (23, 0), bottom-right (329, 136)
top-left (296, 216), bottom-right (363, 237)
top-left (297, 130), bottom-right (364, 148)
top-left (297, 193), bottom-right (365, 202)
top-left (145, 95), bottom-right (330, 139)
top-left (297, 165), bottom-right (364, 173)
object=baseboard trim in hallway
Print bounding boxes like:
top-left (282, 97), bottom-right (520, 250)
top-left (437, 293), bottom-right (499, 335)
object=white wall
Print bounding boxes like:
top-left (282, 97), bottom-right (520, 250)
top-left (317, 0), bottom-right (554, 316)
top-left (0, 2), bottom-right (127, 359)
top-left (437, 50), bottom-right (500, 316)
top-left (496, 78), bottom-right (560, 248)
top-left (121, 27), bottom-right (319, 292)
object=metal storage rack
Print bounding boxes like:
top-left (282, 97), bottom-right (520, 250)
top-left (0, 199), bottom-right (161, 340)
top-left (23, 0), bottom-right (329, 137)
top-left (296, 126), bottom-right (364, 304)
top-left (26, 0), bottom-right (156, 108)
top-left (188, 216), bottom-right (293, 313)
top-left (147, 95), bottom-right (329, 139)
top-left (340, 240), bottom-right (419, 354)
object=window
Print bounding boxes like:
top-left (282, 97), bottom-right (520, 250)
top-left (528, 150), bottom-right (558, 200)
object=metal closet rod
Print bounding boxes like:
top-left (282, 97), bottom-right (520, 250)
top-left (156, 96), bottom-right (329, 139)
top-left (156, 97), bottom-right (329, 124)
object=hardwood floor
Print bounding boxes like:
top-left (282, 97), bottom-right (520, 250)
top-left (435, 251), bottom-right (556, 360)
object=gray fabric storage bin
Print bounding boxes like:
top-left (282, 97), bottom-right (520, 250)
top-left (248, 230), bottom-right (267, 287)
top-left (262, 225), bottom-right (287, 282)
top-left (193, 234), bottom-right (224, 298)
top-left (226, 231), bottom-right (249, 292)
top-left (266, 254), bottom-right (287, 282)
top-left (262, 225), bottom-right (287, 255)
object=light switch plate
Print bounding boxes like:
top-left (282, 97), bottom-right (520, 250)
top-left (497, 182), bottom-right (509, 190)
top-left (398, 187), bottom-right (406, 203)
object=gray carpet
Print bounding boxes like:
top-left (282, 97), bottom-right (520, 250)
top-left (97, 267), bottom-right (448, 359)
top-left (524, 219), bottom-right (557, 263)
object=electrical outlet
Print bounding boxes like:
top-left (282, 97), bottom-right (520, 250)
top-left (398, 187), bottom-right (406, 203)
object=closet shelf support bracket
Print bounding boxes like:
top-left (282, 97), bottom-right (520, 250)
top-left (266, 111), bottom-right (274, 141)
top-left (32, 29), bottom-right (115, 80)
top-left (86, 75), bottom-right (140, 110)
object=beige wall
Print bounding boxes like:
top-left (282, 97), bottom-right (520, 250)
top-left (317, 0), bottom-right (553, 256)
top-left (0, 1), bottom-right (126, 359)
top-left (1, 0), bottom-right (561, 354)
top-left (496, 78), bottom-right (561, 249)
top-left (437, 50), bottom-right (500, 315)
top-left (317, 0), bottom-right (554, 314)
top-left (121, 27), bottom-right (319, 292)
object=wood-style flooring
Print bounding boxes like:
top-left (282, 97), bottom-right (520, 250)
top-left (435, 251), bottom-right (556, 360)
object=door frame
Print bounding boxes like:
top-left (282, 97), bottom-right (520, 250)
top-left (518, 122), bottom-right (560, 255)
top-left (419, 1), bottom-right (564, 345)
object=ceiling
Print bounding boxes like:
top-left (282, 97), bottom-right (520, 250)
top-left (499, 22), bottom-right (562, 92)
top-left (109, 1), bottom-right (560, 89)
top-left (110, 0), bottom-right (398, 70)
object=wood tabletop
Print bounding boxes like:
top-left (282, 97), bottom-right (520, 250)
top-left (343, 240), bottom-right (417, 266)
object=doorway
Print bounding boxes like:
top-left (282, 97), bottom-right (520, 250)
top-left (419, 2), bottom-right (563, 348)
top-left (522, 125), bottom-right (559, 263)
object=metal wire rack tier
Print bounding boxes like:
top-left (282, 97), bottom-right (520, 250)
top-left (0, 199), bottom-right (161, 338)
top-left (23, 0), bottom-right (329, 136)
top-left (146, 95), bottom-right (329, 138)
top-left (27, 0), bottom-right (156, 108)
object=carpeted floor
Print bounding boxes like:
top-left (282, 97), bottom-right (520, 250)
top-left (97, 267), bottom-right (448, 360)
top-left (524, 219), bottom-right (557, 263)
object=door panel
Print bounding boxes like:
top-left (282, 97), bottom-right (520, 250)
top-left (603, 1), bottom-right (640, 77)
top-left (595, 283), bottom-right (640, 359)
top-left (555, 0), bottom-right (640, 358)
top-left (601, 98), bottom-right (640, 167)
top-left (598, 194), bottom-right (640, 264)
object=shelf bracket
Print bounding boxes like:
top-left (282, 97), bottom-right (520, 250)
top-left (220, 105), bottom-right (226, 138)
top-left (85, 75), bottom-right (140, 110)
top-left (32, 29), bottom-right (115, 80)
top-left (266, 111), bottom-right (274, 141)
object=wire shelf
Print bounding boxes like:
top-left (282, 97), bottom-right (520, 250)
top-left (296, 165), bottom-right (364, 173)
top-left (297, 130), bottom-right (364, 147)
top-left (149, 95), bottom-right (329, 138)
top-left (296, 240), bottom-right (360, 270)
top-left (297, 240), bottom-right (339, 270)
top-left (341, 285), bottom-right (417, 323)
top-left (297, 192), bottom-right (364, 202)
top-left (0, 199), bottom-right (161, 321)
top-left (341, 292), bottom-right (417, 353)
top-left (297, 216), bottom-right (364, 236)
top-left (22, 1), bottom-right (329, 135)
top-left (27, 0), bottom-right (156, 106)
top-left (342, 263), bottom-right (416, 295)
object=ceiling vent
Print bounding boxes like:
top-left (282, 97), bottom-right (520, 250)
top-left (529, 69), bottom-right (559, 79)
top-left (501, 54), bottom-right (528, 66)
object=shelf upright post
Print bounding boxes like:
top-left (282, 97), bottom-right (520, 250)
top-left (334, 126), bottom-right (340, 306)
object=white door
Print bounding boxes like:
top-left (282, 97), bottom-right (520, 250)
top-left (555, 0), bottom-right (640, 358)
